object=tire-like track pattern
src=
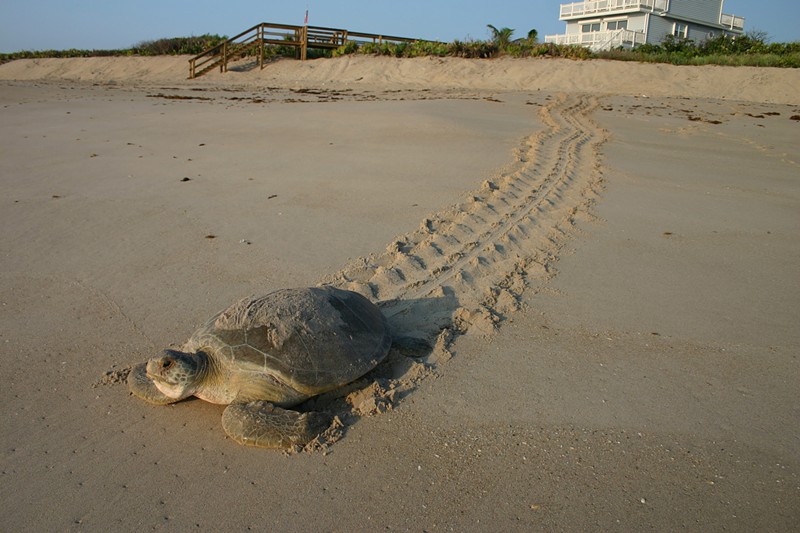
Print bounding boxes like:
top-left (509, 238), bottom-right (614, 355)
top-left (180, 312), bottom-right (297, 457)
top-left (322, 93), bottom-right (608, 344)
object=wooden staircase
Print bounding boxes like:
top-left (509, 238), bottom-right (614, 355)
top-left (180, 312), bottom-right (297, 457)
top-left (189, 22), bottom-right (421, 79)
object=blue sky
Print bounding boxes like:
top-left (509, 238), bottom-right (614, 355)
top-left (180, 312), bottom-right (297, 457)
top-left (0, 1), bottom-right (796, 53)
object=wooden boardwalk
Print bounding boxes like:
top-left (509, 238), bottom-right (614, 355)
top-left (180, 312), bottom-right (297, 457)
top-left (189, 22), bottom-right (423, 79)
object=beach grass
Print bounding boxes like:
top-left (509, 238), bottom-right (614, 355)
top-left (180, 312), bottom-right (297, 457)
top-left (0, 34), bottom-right (227, 63)
top-left (338, 33), bottom-right (799, 67)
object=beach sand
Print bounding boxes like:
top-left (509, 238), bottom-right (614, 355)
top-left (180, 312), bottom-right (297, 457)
top-left (1, 56), bottom-right (798, 531)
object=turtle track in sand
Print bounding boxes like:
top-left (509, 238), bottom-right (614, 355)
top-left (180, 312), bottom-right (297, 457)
top-left (301, 93), bottom-right (609, 451)
top-left (322, 93), bottom-right (608, 351)
top-left (279, 93), bottom-right (609, 452)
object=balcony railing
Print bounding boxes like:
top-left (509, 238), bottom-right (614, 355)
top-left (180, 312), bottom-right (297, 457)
top-left (559, 1), bottom-right (745, 32)
top-left (544, 29), bottom-right (647, 50)
top-left (719, 13), bottom-right (745, 31)
top-left (559, 0), bottom-right (667, 19)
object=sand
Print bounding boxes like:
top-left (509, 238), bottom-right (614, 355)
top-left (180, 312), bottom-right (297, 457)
top-left (1, 56), bottom-right (798, 531)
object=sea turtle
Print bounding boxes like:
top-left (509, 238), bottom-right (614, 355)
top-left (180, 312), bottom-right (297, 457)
top-left (128, 286), bottom-right (391, 449)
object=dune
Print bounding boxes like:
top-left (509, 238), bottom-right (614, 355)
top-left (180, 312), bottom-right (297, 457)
top-left (1, 54), bottom-right (799, 103)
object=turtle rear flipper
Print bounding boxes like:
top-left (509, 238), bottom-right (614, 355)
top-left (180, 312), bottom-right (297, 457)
top-left (391, 335), bottom-right (433, 358)
top-left (222, 401), bottom-right (332, 449)
top-left (128, 362), bottom-right (180, 405)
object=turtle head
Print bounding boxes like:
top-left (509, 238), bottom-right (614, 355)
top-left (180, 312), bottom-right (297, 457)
top-left (145, 349), bottom-right (206, 400)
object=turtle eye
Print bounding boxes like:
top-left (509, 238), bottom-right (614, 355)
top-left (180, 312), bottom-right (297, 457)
top-left (162, 359), bottom-right (174, 370)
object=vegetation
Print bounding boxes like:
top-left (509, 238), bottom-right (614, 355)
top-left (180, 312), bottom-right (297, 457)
top-left (594, 32), bottom-right (800, 67)
top-left (331, 25), bottom-right (583, 61)
top-left (1, 28), bottom-right (798, 68)
top-left (329, 25), bottom-right (585, 60)
top-left (0, 34), bottom-right (227, 62)
top-left (133, 34), bottom-right (227, 55)
top-left (334, 28), bottom-right (797, 67)
top-left (487, 25), bottom-right (516, 49)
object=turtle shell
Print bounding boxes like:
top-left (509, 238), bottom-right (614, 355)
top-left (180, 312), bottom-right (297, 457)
top-left (183, 286), bottom-right (391, 401)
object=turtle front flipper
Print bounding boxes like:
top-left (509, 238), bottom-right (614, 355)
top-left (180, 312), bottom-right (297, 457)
top-left (127, 362), bottom-right (180, 405)
top-left (222, 401), bottom-right (332, 449)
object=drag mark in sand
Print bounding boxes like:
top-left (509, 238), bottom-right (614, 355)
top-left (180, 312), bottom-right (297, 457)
top-left (323, 93), bottom-right (608, 345)
top-left (296, 94), bottom-right (610, 448)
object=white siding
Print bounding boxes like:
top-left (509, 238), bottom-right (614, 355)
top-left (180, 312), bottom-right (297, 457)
top-left (645, 15), bottom-right (673, 44)
top-left (644, 15), bottom-right (727, 45)
top-left (686, 23), bottom-right (721, 42)
top-left (625, 14), bottom-right (648, 33)
top-left (564, 14), bottom-right (648, 35)
top-left (668, 0), bottom-right (722, 24)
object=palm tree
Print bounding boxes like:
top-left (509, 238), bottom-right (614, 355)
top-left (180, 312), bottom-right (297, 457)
top-left (527, 29), bottom-right (539, 43)
top-left (487, 24), bottom-right (515, 49)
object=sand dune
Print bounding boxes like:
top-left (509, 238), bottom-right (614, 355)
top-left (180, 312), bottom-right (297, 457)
top-left (1, 54), bottom-right (799, 104)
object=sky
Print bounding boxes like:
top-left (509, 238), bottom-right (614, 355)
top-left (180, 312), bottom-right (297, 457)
top-left (0, 0), bottom-right (797, 53)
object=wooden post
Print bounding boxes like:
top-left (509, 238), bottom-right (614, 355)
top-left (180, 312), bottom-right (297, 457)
top-left (258, 24), bottom-right (264, 70)
top-left (301, 26), bottom-right (308, 60)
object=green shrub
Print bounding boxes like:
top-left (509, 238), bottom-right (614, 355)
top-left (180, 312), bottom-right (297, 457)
top-left (660, 34), bottom-right (697, 54)
top-left (592, 31), bottom-right (799, 68)
top-left (133, 34), bottom-right (227, 55)
top-left (0, 34), bottom-right (228, 62)
top-left (448, 39), bottom-right (499, 58)
top-left (407, 40), bottom-right (450, 57)
top-left (333, 41), bottom-right (360, 57)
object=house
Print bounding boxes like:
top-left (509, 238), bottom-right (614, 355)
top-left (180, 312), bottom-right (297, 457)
top-left (544, 0), bottom-right (745, 51)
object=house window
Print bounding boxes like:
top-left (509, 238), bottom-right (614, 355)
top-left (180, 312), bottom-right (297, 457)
top-left (607, 20), bottom-right (628, 31)
top-left (582, 23), bottom-right (601, 33)
top-left (673, 23), bottom-right (688, 38)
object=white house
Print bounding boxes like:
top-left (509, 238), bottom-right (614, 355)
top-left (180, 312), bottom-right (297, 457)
top-left (544, 0), bottom-right (745, 51)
